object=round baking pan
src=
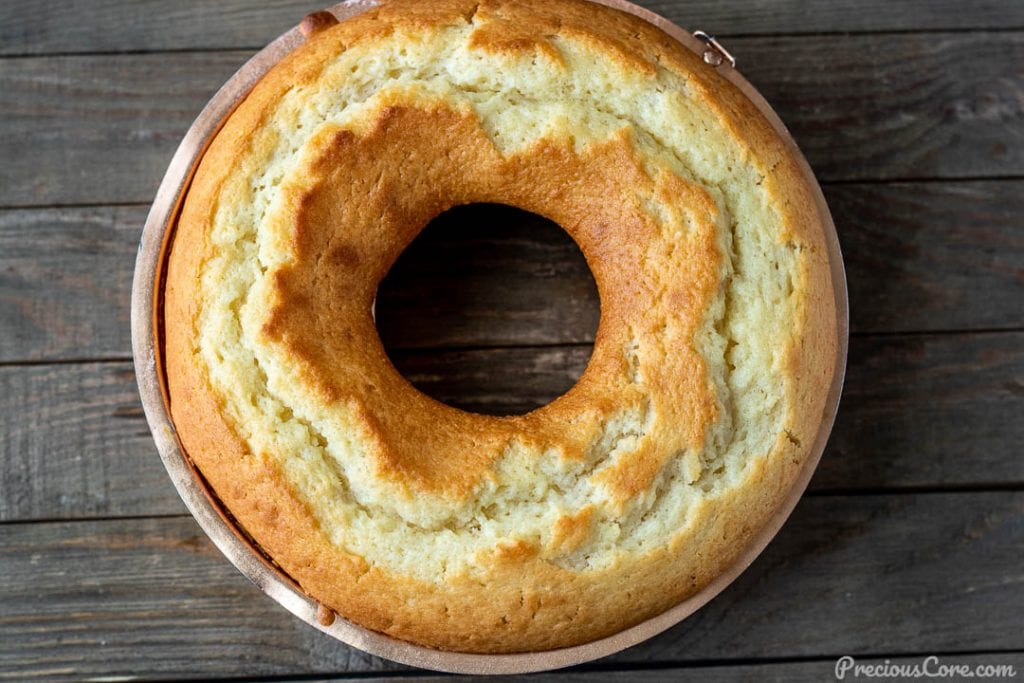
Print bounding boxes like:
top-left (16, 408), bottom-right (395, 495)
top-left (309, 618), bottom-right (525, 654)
top-left (131, 0), bottom-right (849, 674)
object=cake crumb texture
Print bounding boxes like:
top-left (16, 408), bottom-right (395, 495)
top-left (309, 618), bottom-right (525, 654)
top-left (164, 0), bottom-right (837, 653)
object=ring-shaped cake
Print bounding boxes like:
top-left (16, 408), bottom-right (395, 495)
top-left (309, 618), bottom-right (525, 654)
top-left (164, 0), bottom-right (838, 653)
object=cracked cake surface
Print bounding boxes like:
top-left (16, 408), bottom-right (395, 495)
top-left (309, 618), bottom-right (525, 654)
top-left (164, 0), bottom-right (838, 652)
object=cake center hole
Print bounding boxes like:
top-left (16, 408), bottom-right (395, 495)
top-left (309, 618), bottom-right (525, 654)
top-left (376, 203), bottom-right (600, 416)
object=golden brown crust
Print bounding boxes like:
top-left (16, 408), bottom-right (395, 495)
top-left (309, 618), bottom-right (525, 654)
top-left (263, 104), bottom-right (717, 501)
top-left (164, 0), bottom-right (837, 653)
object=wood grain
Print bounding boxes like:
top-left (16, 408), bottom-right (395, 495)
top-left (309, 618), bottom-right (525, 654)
top-left (813, 331), bottom-right (1024, 492)
top-left (2, 0), bottom-right (1022, 56)
top-left (832, 181), bottom-right (1024, 334)
top-left (0, 362), bottom-right (185, 522)
top-left (0, 52), bottom-right (244, 208)
top-left (0, 1), bottom-right (1019, 680)
top-left (1, 33), bottom-right (1021, 207)
top-left (0, 0), bottom-right (327, 56)
top-left (736, 32), bottom-right (1024, 183)
top-left (0, 206), bottom-right (139, 363)
top-left (1, 493), bottom-right (1021, 679)
top-left (374, 203), bottom-right (600, 351)
top-left (2, 181), bottom-right (1021, 363)
top-left (644, 0), bottom-right (1024, 35)
top-left (327, 653), bottom-right (1024, 682)
top-left (611, 492), bottom-right (1024, 666)
top-left (377, 182), bottom-right (1024, 345)
top-left (2, 332), bottom-right (1020, 522)
top-left (395, 332), bottom-right (1024, 493)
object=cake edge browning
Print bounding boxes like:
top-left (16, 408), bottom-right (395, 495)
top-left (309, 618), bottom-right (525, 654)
top-left (163, 0), bottom-right (837, 653)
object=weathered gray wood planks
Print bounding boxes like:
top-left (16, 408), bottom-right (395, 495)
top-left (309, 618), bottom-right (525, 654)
top-left (2, 332), bottom-right (1021, 522)
top-left (1, 33), bottom-right (1021, 207)
top-left (2, 181), bottom-right (1021, 363)
top-left (2, 492), bottom-right (1021, 678)
top-left (1, 1), bottom-right (1021, 678)
top-left (3, 0), bottom-right (1023, 56)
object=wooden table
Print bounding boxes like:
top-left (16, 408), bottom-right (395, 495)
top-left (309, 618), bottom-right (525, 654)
top-left (2, 1), bottom-right (1023, 680)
